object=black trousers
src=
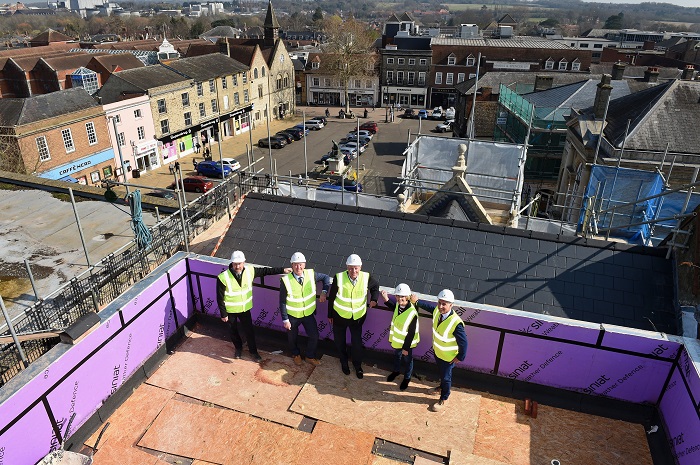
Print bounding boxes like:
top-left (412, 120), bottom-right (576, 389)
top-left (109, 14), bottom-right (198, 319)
top-left (226, 311), bottom-right (257, 353)
top-left (333, 320), bottom-right (363, 370)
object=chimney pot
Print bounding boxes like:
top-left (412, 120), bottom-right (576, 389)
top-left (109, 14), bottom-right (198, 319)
top-left (682, 64), bottom-right (695, 81)
top-left (594, 74), bottom-right (613, 119)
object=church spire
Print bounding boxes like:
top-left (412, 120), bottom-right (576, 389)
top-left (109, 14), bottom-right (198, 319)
top-left (264, 0), bottom-right (280, 46)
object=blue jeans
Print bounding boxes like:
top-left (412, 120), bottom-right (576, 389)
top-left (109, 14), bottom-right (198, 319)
top-left (435, 357), bottom-right (454, 400)
top-left (393, 347), bottom-right (413, 380)
top-left (288, 314), bottom-right (319, 359)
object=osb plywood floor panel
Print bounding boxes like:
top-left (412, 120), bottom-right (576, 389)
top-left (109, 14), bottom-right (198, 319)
top-left (289, 356), bottom-right (479, 457)
top-left (85, 382), bottom-right (175, 449)
top-left (450, 449), bottom-right (510, 465)
top-left (297, 421), bottom-right (376, 465)
top-left (414, 457), bottom-right (443, 464)
top-left (370, 456), bottom-right (409, 465)
top-left (472, 394), bottom-right (653, 465)
top-left (145, 329), bottom-right (313, 427)
top-left (90, 440), bottom-right (170, 465)
top-left (137, 397), bottom-right (251, 464)
top-left (225, 416), bottom-right (310, 465)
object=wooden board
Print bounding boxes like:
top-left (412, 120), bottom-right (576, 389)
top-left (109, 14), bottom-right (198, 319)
top-left (146, 329), bottom-right (314, 427)
top-left (289, 356), bottom-right (480, 457)
top-left (296, 421), bottom-right (376, 465)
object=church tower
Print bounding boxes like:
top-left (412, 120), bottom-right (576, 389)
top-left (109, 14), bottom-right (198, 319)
top-left (263, 0), bottom-right (280, 47)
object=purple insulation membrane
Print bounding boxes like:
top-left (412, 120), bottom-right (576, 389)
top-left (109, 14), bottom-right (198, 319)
top-left (658, 362), bottom-right (700, 465)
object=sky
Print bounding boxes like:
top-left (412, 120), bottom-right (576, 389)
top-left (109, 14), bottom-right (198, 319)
top-left (581, 0), bottom-right (698, 8)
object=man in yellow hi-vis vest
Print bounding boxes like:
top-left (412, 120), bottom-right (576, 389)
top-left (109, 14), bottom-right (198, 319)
top-left (416, 289), bottom-right (467, 412)
top-left (217, 250), bottom-right (290, 362)
top-left (328, 254), bottom-right (380, 379)
top-left (279, 252), bottom-right (332, 366)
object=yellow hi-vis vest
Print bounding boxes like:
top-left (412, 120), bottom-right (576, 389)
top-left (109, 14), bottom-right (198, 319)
top-left (218, 266), bottom-right (254, 314)
top-left (281, 269), bottom-right (317, 318)
top-left (389, 303), bottom-right (420, 349)
top-left (333, 271), bottom-right (369, 320)
top-left (432, 308), bottom-right (463, 362)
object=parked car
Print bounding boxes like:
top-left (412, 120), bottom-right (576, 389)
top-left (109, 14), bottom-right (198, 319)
top-left (258, 136), bottom-right (287, 149)
top-left (340, 141), bottom-right (366, 154)
top-left (221, 158), bottom-right (241, 171)
top-left (309, 116), bottom-right (327, 125)
top-left (196, 160), bottom-right (233, 178)
top-left (417, 109), bottom-right (429, 119)
top-left (359, 121), bottom-right (378, 133)
top-left (402, 108), bottom-right (415, 119)
top-left (275, 131), bottom-right (294, 144)
top-left (145, 191), bottom-right (176, 200)
top-left (431, 107), bottom-right (444, 120)
top-left (318, 180), bottom-right (363, 192)
top-left (435, 119), bottom-right (454, 133)
top-left (340, 146), bottom-right (358, 160)
top-left (293, 124), bottom-right (311, 135)
top-left (346, 135), bottom-right (372, 147)
top-left (168, 176), bottom-right (214, 193)
top-left (445, 107), bottom-right (456, 120)
top-left (346, 130), bottom-right (374, 141)
top-left (304, 119), bottom-right (324, 130)
top-left (285, 127), bottom-right (305, 139)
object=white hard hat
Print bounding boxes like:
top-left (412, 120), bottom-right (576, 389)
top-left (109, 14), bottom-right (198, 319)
top-left (291, 252), bottom-right (306, 263)
top-left (231, 250), bottom-right (246, 263)
top-left (394, 283), bottom-right (411, 296)
top-left (437, 289), bottom-right (455, 303)
top-left (346, 254), bottom-right (362, 266)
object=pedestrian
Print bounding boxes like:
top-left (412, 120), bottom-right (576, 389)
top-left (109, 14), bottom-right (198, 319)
top-left (195, 142), bottom-right (201, 153)
top-left (325, 108), bottom-right (330, 118)
top-left (363, 108), bottom-right (368, 119)
top-left (328, 254), bottom-right (380, 378)
top-left (204, 147), bottom-right (211, 160)
top-left (279, 252), bottom-right (332, 366)
top-left (415, 289), bottom-right (467, 412)
top-left (193, 158), bottom-right (197, 170)
top-left (173, 161), bottom-right (180, 172)
top-left (381, 283), bottom-right (419, 391)
top-left (217, 250), bottom-right (291, 362)
top-left (297, 175), bottom-right (303, 186)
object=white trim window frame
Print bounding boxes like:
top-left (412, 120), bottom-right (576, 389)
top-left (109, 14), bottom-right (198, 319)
top-left (61, 128), bottom-right (75, 153)
top-left (36, 136), bottom-right (50, 161)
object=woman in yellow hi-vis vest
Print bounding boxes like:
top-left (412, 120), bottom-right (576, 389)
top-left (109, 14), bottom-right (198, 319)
top-left (328, 254), bottom-right (380, 379)
top-left (216, 250), bottom-right (290, 362)
top-left (381, 283), bottom-right (420, 391)
top-left (416, 289), bottom-right (467, 412)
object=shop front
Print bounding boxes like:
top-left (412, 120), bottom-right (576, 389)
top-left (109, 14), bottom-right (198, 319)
top-left (383, 86), bottom-right (426, 108)
top-left (310, 91), bottom-right (341, 106)
top-left (39, 148), bottom-right (116, 186)
top-left (429, 88), bottom-right (457, 110)
top-left (133, 140), bottom-right (159, 173)
top-left (348, 92), bottom-right (375, 107)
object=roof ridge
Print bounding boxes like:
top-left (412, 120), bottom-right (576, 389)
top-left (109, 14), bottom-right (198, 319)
top-left (616, 80), bottom-right (675, 146)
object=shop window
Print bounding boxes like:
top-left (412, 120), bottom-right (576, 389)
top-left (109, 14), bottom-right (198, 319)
top-left (90, 171), bottom-right (100, 183)
top-left (103, 166), bottom-right (113, 178)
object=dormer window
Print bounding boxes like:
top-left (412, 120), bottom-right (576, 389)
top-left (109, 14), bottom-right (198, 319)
top-left (447, 54), bottom-right (456, 65)
top-left (545, 58), bottom-right (554, 70)
top-left (312, 62), bottom-right (320, 69)
top-left (558, 59), bottom-right (567, 70)
top-left (466, 55), bottom-right (475, 66)
top-left (572, 59), bottom-right (581, 71)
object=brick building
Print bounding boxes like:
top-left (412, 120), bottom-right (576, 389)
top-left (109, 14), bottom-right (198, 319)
top-left (0, 87), bottom-right (115, 185)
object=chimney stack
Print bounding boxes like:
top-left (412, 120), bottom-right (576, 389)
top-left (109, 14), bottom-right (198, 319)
top-left (534, 75), bottom-right (554, 91)
top-left (682, 65), bottom-right (695, 81)
top-left (611, 62), bottom-right (626, 80)
top-left (644, 67), bottom-right (659, 83)
top-left (594, 74), bottom-right (613, 119)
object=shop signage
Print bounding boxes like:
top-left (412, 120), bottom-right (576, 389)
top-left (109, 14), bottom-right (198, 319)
top-left (158, 104), bottom-right (253, 143)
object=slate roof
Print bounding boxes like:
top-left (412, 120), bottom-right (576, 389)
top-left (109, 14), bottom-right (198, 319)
top-left (217, 193), bottom-right (677, 335)
top-left (200, 26), bottom-right (242, 39)
top-left (432, 37), bottom-right (570, 49)
top-left (454, 71), bottom-right (607, 96)
top-left (0, 87), bottom-right (99, 126)
top-left (523, 79), bottom-right (631, 120)
top-left (109, 66), bottom-right (189, 91)
top-left (30, 28), bottom-right (73, 45)
top-left (589, 63), bottom-right (682, 81)
top-left (163, 54), bottom-right (249, 80)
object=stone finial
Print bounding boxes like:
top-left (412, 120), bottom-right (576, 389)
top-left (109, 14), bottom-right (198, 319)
top-left (452, 144), bottom-right (467, 177)
top-left (397, 192), bottom-right (407, 212)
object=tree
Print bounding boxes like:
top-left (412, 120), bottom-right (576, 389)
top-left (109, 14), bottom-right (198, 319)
top-left (604, 13), bottom-right (624, 29)
top-left (312, 7), bottom-right (324, 23)
top-left (321, 16), bottom-right (377, 112)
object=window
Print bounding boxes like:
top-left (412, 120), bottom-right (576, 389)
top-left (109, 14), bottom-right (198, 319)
top-left (222, 76), bottom-right (228, 88)
top-left (469, 73), bottom-right (476, 79)
top-left (199, 102), bottom-right (206, 117)
top-left (211, 99), bottom-right (218, 113)
top-left (90, 171), bottom-right (100, 183)
top-left (103, 166), bottom-right (112, 178)
top-left (137, 126), bottom-right (145, 140)
top-left (545, 59), bottom-right (554, 70)
top-left (580, 43), bottom-right (589, 48)
top-left (61, 128), bottom-right (75, 153)
top-left (197, 82), bottom-right (203, 96)
top-left (254, 68), bottom-right (258, 79)
top-left (435, 72), bottom-right (443, 85)
top-left (184, 112), bottom-right (192, 126)
top-left (446, 73), bottom-right (454, 85)
top-left (312, 62), bottom-right (320, 69)
top-left (387, 58), bottom-right (394, 64)
top-left (157, 99), bottom-right (167, 114)
top-left (355, 80), bottom-right (361, 88)
top-left (418, 72), bottom-right (426, 86)
top-left (572, 61), bottom-right (581, 71)
top-left (134, 109), bottom-right (142, 119)
top-left (181, 92), bottom-right (190, 107)
top-left (243, 89), bottom-right (249, 103)
top-left (420, 59), bottom-right (427, 66)
top-left (233, 74), bottom-right (238, 86)
top-left (209, 80), bottom-right (215, 92)
top-left (558, 60), bottom-right (567, 70)
top-left (570, 42), bottom-right (576, 47)
top-left (223, 95), bottom-right (229, 110)
top-left (365, 80), bottom-right (372, 89)
top-left (447, 55), bottom-right (456, 65)
top-left (458, 73), bottom-right (465, 83)
top-left (409, 58), bottom-right (415, 65)
top-left (262, 67), bottom-right (266, 76)
top-left (398, 58), bottom-right (405, 65)
top-left (313, 77), bottom-right (320, 86)
top-left (277, 76), bottom-right (282, 89)
top-left (234, 92), bottom-right (240, 105)
top-left (408, 72), bottom-right (415, 85)
top-left (593, 44), bottom-right (603, 49)
top-left (85, 122), bottom-right (97, 145)
top-left (117, 132), bottom-right (125, 146)
top-left (387, 71), bottom-right (393, 83)
top-left (160, 120), bottom-right (169, 134)
top-left (36, 136), bottom-right (50, 161)
top-left (242, 72), bottom-right (247, 84)
top-left (284, 76), bottom-right (289, 87)
top-left (466, 55), bottom-right (475, 66)
top-left (258, 85), bottom-right (263, 98)
top-left (324, 78), bottom-right (331, 87)
top-left (397, 71), bottom-right (404, 85)
top-left (114, 114), bottom-right (121, 124)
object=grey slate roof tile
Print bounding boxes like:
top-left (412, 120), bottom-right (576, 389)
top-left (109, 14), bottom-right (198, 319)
top-left (218, 194), bottom-right (677, 334)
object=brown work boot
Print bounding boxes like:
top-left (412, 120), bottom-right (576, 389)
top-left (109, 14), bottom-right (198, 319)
top-left (293, 355), bottom-right (302, 366)
top-left (430, 399), bottom-right (446, 412)
top-left (306, 358), bottom-right (321, 366)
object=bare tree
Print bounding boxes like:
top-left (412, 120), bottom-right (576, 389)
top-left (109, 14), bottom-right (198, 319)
top-left (0, 133), bottom-right (29, 174)
top-left (321, 15), bottom-right (378, 112)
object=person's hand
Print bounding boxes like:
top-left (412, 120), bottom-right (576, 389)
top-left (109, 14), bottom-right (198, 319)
top-left (402, 349), bottom-right (408, 356)
top-left (328, 318), bottom-right (334, 326)
top-left (283, 321), bottom-right (292, 331)
top-left (380, 290), bottom-right (388, 301)
top-left (410, 293), bottom-right (418, 304)
top-left (283, 267), bottom-right (292, 274)
top-left (319, 293), bottom-right (327, 303)
top-left (450, 357), bottom-right (457, 364)
top-left (221, 316), bottom-right (228, 323)
top-left (369, 300), bottom-right (377, 308)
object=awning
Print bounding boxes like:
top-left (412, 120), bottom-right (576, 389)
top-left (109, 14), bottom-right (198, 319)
top-left (59, 175), bottom-right (79, 183)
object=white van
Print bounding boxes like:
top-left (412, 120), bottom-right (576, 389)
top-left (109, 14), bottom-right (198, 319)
top-left (445, 107), bottom-right (456, 120)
